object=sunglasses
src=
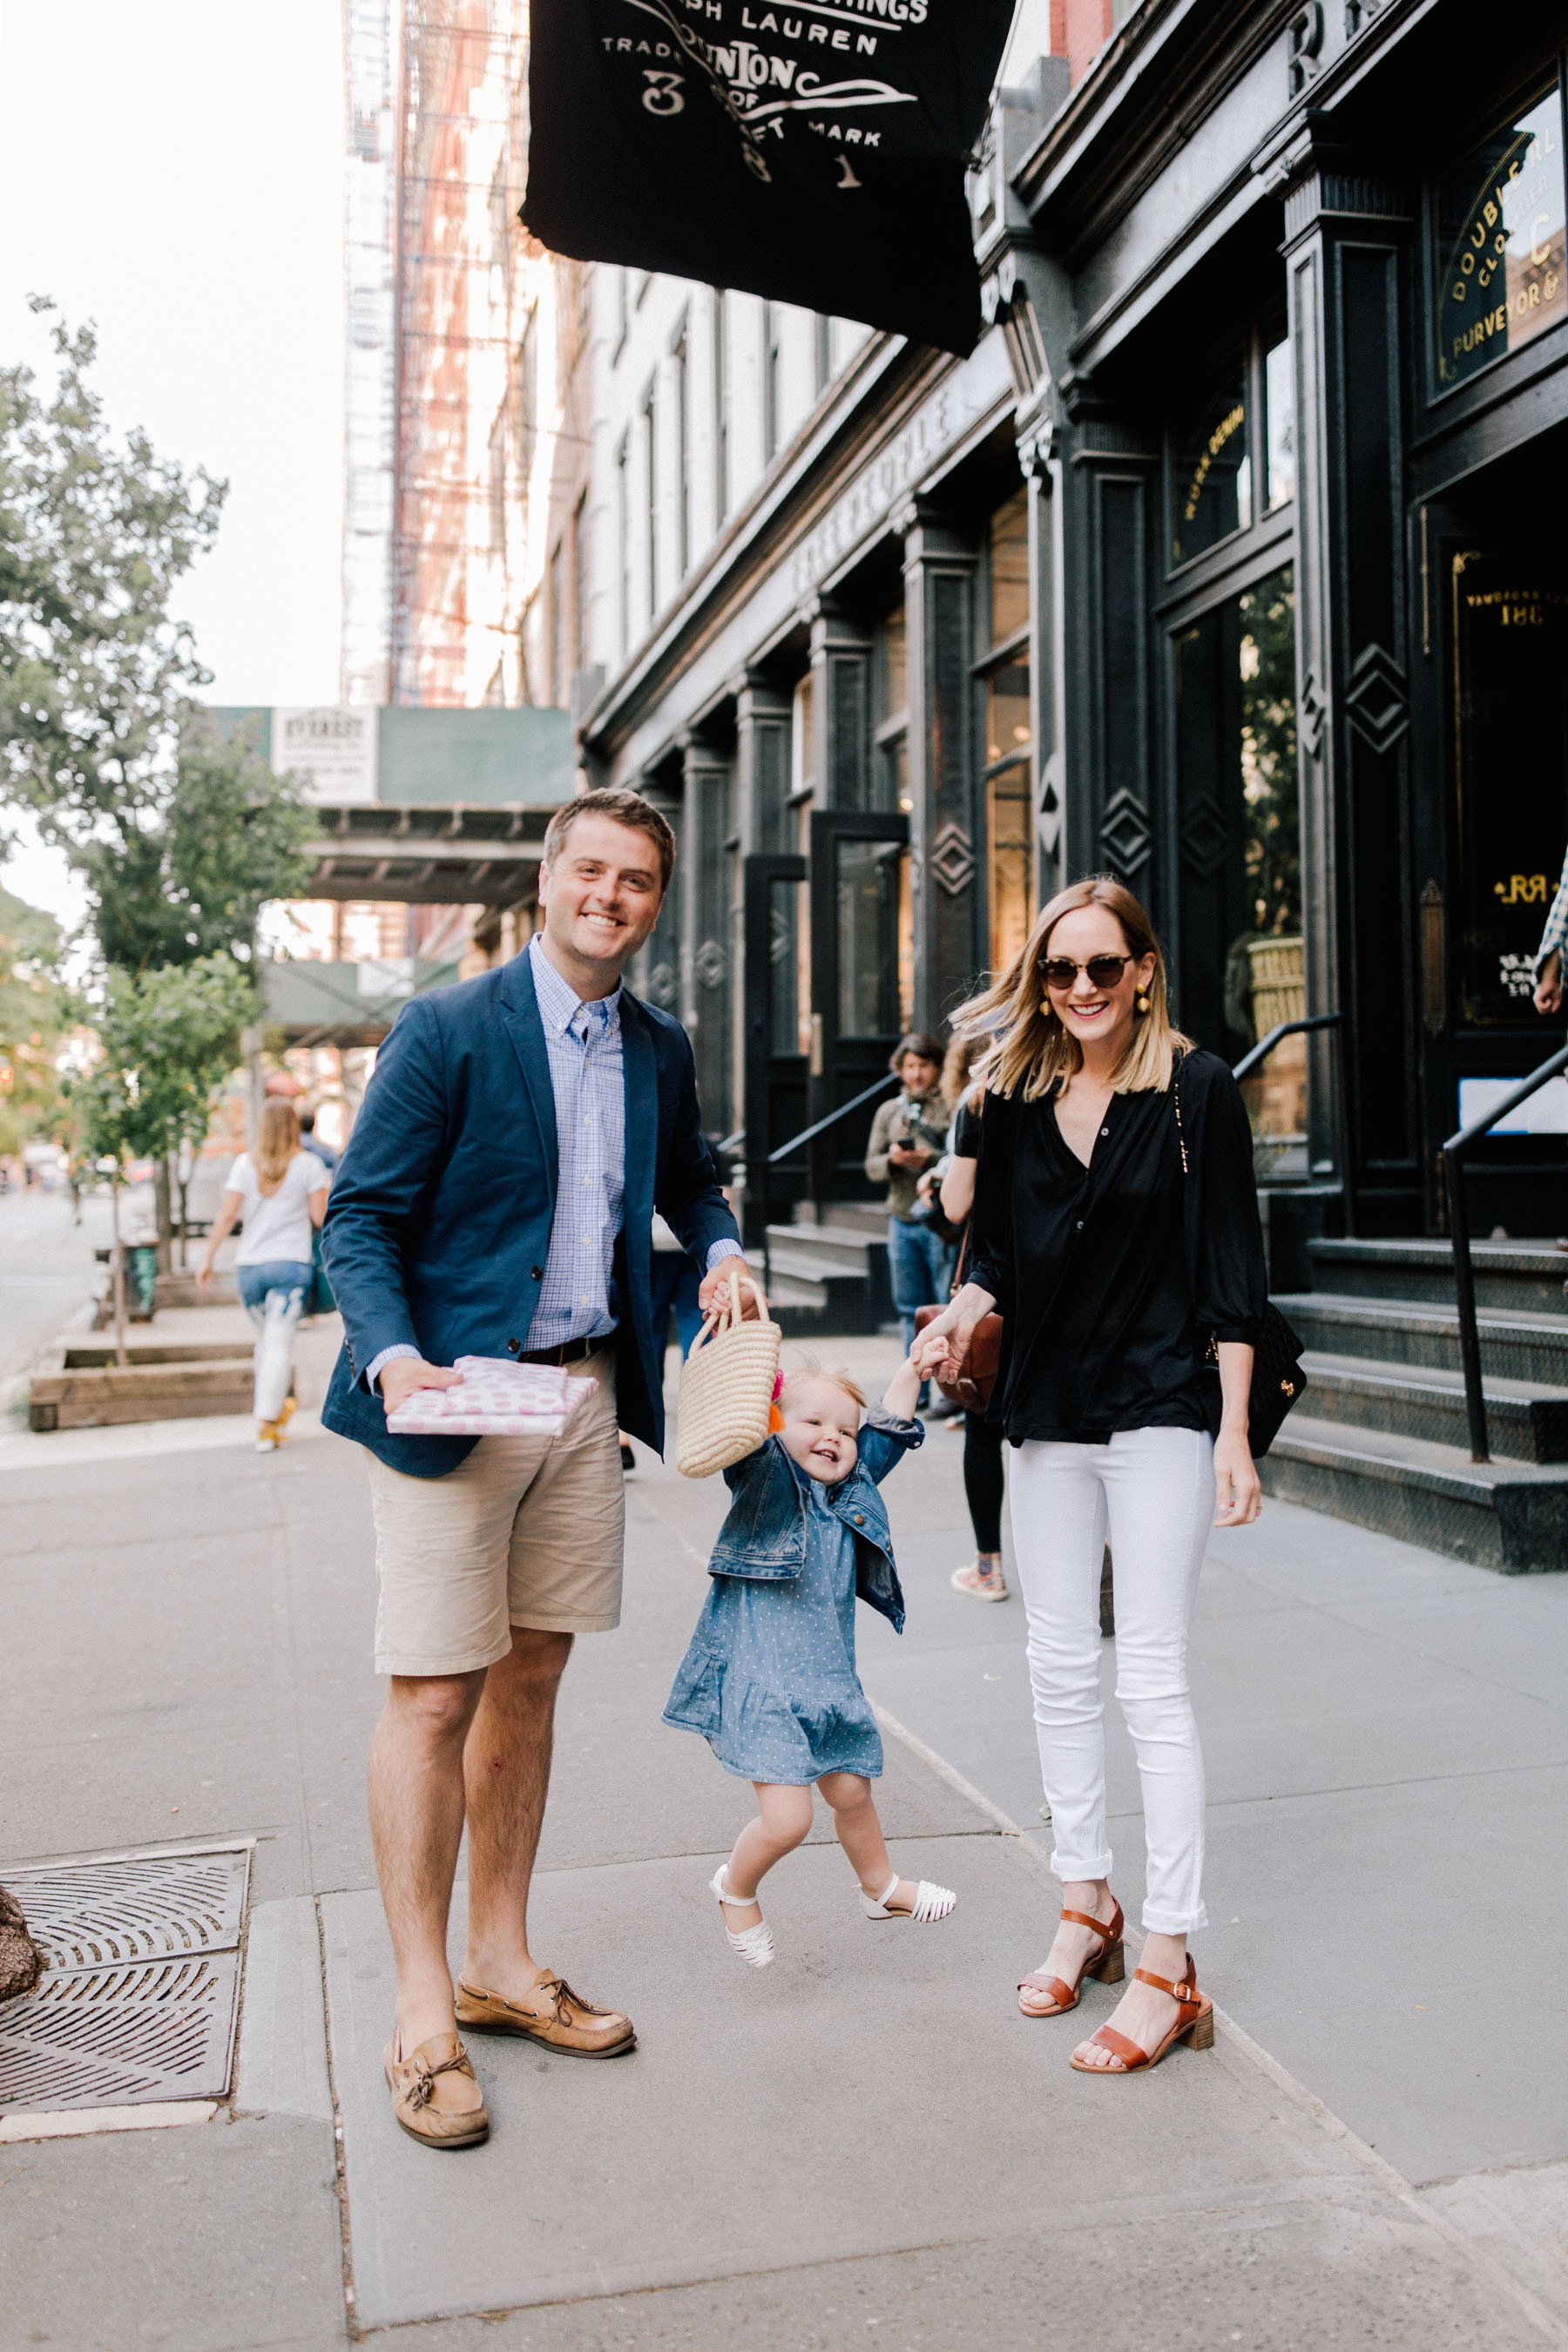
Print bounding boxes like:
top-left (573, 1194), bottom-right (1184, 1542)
top-left (1040, 953), bottom-right (1136, 991)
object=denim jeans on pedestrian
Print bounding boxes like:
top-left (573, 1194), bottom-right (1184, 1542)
top-left (651, 1248), bottom-right (705, 1362)
top-left (237, 1260), bottom-right (312, 1425)
top-left (886, 1213), bottom-right (955, 1402)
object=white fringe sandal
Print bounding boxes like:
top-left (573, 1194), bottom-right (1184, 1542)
top-left (710, 1866), bottom-right (775, 1969)
top-left (860, 1873), bottom-right (957, 1923)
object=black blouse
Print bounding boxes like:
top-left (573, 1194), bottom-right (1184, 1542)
top-left (965, 1048), bottom-right (1267, 1445)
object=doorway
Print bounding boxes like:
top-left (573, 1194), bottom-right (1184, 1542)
top-left (807, 809), bottom-right (909, 1203)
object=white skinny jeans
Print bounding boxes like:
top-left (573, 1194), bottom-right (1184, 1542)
top-left (244, 1281), bottom-right (306, 1424)
top-left (1009, 1426), bottom-right (1214, 1935)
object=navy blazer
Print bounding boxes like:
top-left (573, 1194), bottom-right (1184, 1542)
top-left (320, 949), bottom-right (739, 1477)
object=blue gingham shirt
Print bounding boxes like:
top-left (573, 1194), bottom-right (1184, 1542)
top-left (1535, 845), bottom-right (1568, 978)
top-left (368, 934), bottom-right (740, 1388)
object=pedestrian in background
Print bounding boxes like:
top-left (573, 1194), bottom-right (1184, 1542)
top-left (299, 1107), bottom-right (341, 1173)
top-left (199, 1098), bottom-right (328, 1451)
top-left (865, 1031), bottom-right (953, 1402)
top-left (916, 875), bottom-right (1264, 2077)
top-left (933, 1032), bottom-right (1008, 1602)
top-left (620, 1213), bottom-right (706, 1469)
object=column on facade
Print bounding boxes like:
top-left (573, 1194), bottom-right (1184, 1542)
top-left (1282, 139), bottom-right (1416, 1220)
top-left (1055, 390), bottom-right (1159, 923)
top-left (807, 600), bottom-right (873, 813)
top-left (1018, 429), bottom-right (1064, 903)
top-left (736, 670), bottom-right (792, 853)
top-left (678, 733), bottom-right (737, 1143)
top-left (900, 498), bottom-right (980, 1029)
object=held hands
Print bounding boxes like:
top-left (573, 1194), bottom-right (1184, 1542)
top-left (910, 1283), bottom-right (995, 1383)
top-left (379, 1358), bottom-right (463, 1416)
top-left (697, 1258), bottom-right (764, 1320)
top-left (1213, 1428), bottom-right (1261, 1527)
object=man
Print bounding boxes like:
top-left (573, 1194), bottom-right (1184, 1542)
top-left (298, 1109), bottom-right (340, 1173)
top-left (321, 787), bottom-right (757, 2150)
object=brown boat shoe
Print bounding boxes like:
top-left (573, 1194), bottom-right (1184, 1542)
top-left (382, 2031), bottom-right (490, 2149)
top-left (455, 1970), bottom-right (636, 2058)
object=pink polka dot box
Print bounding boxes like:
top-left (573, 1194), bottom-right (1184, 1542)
top-left (385, 1355), bottom-right (597, 1437)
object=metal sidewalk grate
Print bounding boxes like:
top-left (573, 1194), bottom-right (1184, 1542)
top-left (0, 1846), bottom-right (249, 2114)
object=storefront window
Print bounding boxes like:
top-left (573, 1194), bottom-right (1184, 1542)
top-left (1263, 335), bottom-right (1294, 510)
top-left (981, 487), bottom-right (1035, 977)
top-left (1435, 84), bottom-right (1566, 392)
top-left (1452, 552), bottom-right (1568, 1023)
top-left (1173, 366), bottom-right (1251, 565)
top-left (836, 835), bottom-right (903, 1037)
top-left (882, 601), bottom-right (907, 721)
top-left (1173, 567), bottom-right (1299, 1103)
top-left (990, 488), bottom-right (1030, 642)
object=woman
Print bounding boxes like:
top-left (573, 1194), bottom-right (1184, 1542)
top-left (930, 1032), bottom-right (1008, 1602)
top-left (915, 876), bottom-right (1264, 2076)
top-left (865, 1031), bottom-right (954, 1401)
top-left (199, 1098), bottom-right (329, 1451)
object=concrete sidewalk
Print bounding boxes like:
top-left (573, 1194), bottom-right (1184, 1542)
top-left (3, 1341), bottom-right (1568, 2349)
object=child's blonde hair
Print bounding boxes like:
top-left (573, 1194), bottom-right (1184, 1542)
top-left (778, 1361), bottom-right (868, 1418)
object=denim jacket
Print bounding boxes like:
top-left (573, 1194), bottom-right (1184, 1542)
top-left (708, 1407), bottom-right (922, 1633)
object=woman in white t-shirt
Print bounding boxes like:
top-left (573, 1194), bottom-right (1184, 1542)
top-left (199, 1100), bottom-right (329, 1450)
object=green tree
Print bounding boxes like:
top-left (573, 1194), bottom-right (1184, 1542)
top-left (0, 304), bottom-right (317, 973)
top-left (80, 712), bottom-right (316, 971)
top-left (70, 953), bottom-right (253, 1172)
top-left (0, 882), bottom-right (70, 1158)
top-left (0, 300), bottom-right (224, 856)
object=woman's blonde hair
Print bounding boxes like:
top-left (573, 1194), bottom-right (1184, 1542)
top-left (939, 1029), bottom-right (992, 1113)
top-left (254, 1098), bottom-right (301, 1195)
top-left (950, 875), bottom-right (1190, 1102)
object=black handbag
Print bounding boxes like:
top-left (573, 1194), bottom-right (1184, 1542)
top-left (1173, 1058), bottom-right (1306, 1459)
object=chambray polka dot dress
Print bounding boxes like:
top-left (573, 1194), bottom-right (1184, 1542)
top-left (664, 1470), bottom-right (885, 1785)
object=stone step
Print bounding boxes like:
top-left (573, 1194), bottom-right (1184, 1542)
top-left (1300, 1351), bottom-right (1568, 1464)
top-left (765, 1220), bottom-right (892, 1323)
top-left (1260, 1414), bottom-right (1568, 1574)
top-left (1275, 1293), bottom-right (1568, 1388)
top-left (816, 1201), bottom-right (888, 1238)
top-left (29, 1358), bottom-right (257, 1433)
top-left (1307, 1237), bottom-right (1568, 1314)
top-left (760, 1244), bottom-right (885, 1337)
top-left (63, 1340), bottom-right (253, 1370)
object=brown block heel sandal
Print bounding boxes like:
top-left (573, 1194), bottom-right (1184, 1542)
top-left (1069, 1953), bottom-right (1214, 2074)
top-left (1017, 1899), bottom-right (1125, 2018)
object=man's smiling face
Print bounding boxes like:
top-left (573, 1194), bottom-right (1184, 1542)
top-left (536, 814), bottom-right (666, 993)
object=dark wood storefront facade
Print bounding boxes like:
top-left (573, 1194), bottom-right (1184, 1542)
top-left (583, 3), bottom-right (1567, 1256)
top-left (999, 2), bottom-right (1568, 1251)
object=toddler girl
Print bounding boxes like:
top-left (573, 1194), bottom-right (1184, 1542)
top-left (662, 1354), bottom-right (957, 1964)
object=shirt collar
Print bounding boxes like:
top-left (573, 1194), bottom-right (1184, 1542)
top-left (528, 932), bottom-right (622, 1039)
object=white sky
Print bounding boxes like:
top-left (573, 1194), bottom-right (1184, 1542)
top-left (0, 0), bottom-right (344, 925)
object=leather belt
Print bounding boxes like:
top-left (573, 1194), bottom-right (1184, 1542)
top-left (517, 1331), bottom-right (614, 1368)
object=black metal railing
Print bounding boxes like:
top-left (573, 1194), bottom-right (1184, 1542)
top-left (1441, 1041), bottom-right (1568, 1463)
top-left (765, 1071), bottom-right (898, 1166)
top-left (714, 1068), bottom-right (901, 1172)
top-left (1231, 1010), bottom-right (1342, 1086)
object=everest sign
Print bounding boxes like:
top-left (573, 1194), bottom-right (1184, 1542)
top-left (522, 0), bottom-right (1015, 358)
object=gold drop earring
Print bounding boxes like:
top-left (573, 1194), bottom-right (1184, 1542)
top-left (1135, 988), bottom-right (1151, 1014)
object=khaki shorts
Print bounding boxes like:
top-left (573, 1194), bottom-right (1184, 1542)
top-left (366, 1349), bottom-right (625, 1677)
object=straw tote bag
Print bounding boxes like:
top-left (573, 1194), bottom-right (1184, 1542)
top-left (675, 1267), bottom-right (783, 1479)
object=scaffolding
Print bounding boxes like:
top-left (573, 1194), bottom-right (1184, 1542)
top-left (389, 0), bottom-right (529, 708)
top-left (341, 0), bottom-right (398, 706)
